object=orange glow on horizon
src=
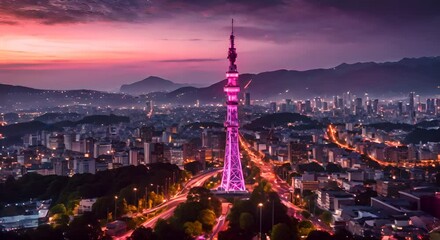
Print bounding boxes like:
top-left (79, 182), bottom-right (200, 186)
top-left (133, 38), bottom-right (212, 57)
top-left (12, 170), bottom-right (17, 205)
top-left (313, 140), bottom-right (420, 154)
top-left (0, 20), bottom-right (233, 70)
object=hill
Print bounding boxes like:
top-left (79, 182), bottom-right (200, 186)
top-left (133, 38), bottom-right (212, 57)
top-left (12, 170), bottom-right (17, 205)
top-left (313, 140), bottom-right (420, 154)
top-left (120, 76), bottom-right (189, 95)
top-left (0, 114), bottom-right (129, 139)
top-left (243, 112), bottom-right (314, 130)
top-left (404, 128), bottom-right (440, 144)
top-left (0, 84), bottom-right (138, 112)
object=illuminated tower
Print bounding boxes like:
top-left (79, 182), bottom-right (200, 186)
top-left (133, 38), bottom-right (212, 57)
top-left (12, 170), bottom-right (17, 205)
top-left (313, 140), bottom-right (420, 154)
top-left (220, 20), bottom-right (246, 192)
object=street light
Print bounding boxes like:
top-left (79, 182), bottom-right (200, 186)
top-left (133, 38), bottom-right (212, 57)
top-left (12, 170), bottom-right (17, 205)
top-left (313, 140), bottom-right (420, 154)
top-left (271, 199), bottom-right (274, 229)
top-left (145, 183), bottom-right (153, 209)
top-left (114, 195), bottom-right (118, 220)
top-left (133, 187), bottom-right (138, 210)
top-left (258, 203), bottom-right (263, 240)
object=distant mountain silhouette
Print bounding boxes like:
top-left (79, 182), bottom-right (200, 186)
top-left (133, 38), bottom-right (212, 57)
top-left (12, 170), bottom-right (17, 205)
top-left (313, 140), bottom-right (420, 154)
top-left (120, 76), bottom-right (189, 95)
top-left (147, 56), bottom-right (440, 103)
top-left (0, 83), bottom-right (139, 112)
top-left (0, 83), bottom-right (41, 95)
top-left (1, 57), bottom-right (440, 110)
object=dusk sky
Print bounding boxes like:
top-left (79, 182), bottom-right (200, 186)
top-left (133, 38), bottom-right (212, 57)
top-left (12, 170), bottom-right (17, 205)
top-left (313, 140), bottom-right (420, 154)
top-left (1, 0), bottom-right (440, 90)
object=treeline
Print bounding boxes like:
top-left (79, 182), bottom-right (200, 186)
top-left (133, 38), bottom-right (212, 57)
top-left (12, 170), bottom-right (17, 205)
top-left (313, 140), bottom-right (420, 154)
top-left (0, 164), bottom-right (181, 209)
top-left (0, 164), bottom-right (185, 239)
top-left (244, 112), bottom-right (315, 131)
top-left (0, 114), bottom-right (130, 138)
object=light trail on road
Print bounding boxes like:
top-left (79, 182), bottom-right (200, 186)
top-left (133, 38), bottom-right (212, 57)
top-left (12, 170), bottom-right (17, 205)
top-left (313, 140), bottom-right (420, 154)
top-left (239, 134), bottom-right (333, 234)
top-left (114, 169), bottom-right (221, 239)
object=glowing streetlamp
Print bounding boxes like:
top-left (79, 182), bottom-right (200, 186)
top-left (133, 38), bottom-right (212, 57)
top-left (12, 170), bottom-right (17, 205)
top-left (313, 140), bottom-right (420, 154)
top-left (133, 187), bottom-right (138, 210)
top-left (258, 202), bottom-right (263, 240)
top-left (114, 195), bottom-right (118, 220)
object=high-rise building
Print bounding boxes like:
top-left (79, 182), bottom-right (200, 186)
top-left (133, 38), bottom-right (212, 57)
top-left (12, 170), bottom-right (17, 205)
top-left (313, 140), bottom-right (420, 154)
top-left (427, 98), bottom-right (435, 114)
top-left (82, 137), bottom-right (95, 156)
top-left (436, 99), bottom-right (440, 114)
top-left (314, 97), bottom-right (322, 110)
top-left (397, 101), bottom-right (403, 116)
top-left (129, 148), bottom-right (141, 166)
top-left (219, 20), bottom-right (246, 192)
top-left (245, 92), bottom-right (251, 106)
top-left (144, 142), bottom-right (153, 164)
top-left (354, 97), bottom-right (363, 115)
top-left (269, 102), bottom-right (277, 113)
top-left (93, 143), bottom-right (112, 158)
top-left (64, 134), bottom-right (74, 151)
top-left (202, 129), bottom-right (211, 148)
top-left (305, 100), bottom-right (312, 113)
top-left (409, 92), bottom-right (416, 123)
top-left (146, 100), bottom-right (153, 118)
top-left (333, 96), bottom-right (338, 109)
top-left (140, 126), bottom-right (154, 142)
top-left (337, 98), bottom-right (344, 110)
top-left (280, 103), bottom-right (287, 112)
top-left (343, 91), bottom-right (351, 108)
top-left (287, 141), bottom-right (308, 163)
top-left (366, 99), bottom-right (373, 115)
top-left (323, 102), bottom-right (328, 111)
top-left (373, 99), bottom-right (379, 114)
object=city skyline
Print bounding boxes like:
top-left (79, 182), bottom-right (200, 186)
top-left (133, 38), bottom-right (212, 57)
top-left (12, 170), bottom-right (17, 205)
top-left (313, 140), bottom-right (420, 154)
top-left (1, 1), bottom-right (440, 90)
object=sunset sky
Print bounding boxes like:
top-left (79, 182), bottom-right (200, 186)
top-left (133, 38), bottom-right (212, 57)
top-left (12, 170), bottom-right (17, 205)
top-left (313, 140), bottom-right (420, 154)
top-left (1, 0), bottom-right (440, 90)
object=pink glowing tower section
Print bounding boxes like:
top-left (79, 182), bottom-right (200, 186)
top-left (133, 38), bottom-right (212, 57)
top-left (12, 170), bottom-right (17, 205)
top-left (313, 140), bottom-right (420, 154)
top-left (220, 20), bottom-right (246, 192)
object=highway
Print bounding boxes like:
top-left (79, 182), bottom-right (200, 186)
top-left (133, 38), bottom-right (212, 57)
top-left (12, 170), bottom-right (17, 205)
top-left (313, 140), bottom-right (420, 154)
top-left (209, 202), bottom-right (231, 240)
top-left (115, 169), bottom-right (222, 239)
top-left (239, 134), bottom-right (333, 233)
top-left (327, 124), bottom-right (438, 168)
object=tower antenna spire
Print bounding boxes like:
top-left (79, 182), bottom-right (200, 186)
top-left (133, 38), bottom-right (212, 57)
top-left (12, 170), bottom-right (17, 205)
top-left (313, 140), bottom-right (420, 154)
top-left (232, 18), bottom-right (234, 35)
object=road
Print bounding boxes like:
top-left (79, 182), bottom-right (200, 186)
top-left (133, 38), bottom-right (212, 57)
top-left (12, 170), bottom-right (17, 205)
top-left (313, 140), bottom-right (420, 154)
top-left (209, 202), bottom-right (232, 240)
top-left (327, 124), bottom-right (438, 168)
top-left (239, 134), bottom-right (333, 233)
top-left (115, 169), bottom-right (222, 239)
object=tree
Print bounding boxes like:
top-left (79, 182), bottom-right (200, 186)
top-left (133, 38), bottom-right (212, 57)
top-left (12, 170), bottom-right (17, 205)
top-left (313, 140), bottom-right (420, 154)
top-left (50, 203), bottom-right (67, 215)
top-left (298, 162), bottom-right (325, 173)
top-left (306, 230), bottom-right (332, 240)
top-left (154, 218), bottom-right (185, 240)
top-left (28, 224), bottom-right (65, 240)
top-left (301, 210), bottom-right (311, 219)
top-left (131, 226), bottom-right (157, 240)
top-left (333, 228), bottom-right (354, 240)
top-left (298, 220), bottom-right (315, 237)
top-left (92, 196), bottom-right (112, 219)
top-left (64, 212), bottom-right (103, 240)
top-left (239, 212), bottom-right (254, 232)
top-left (271, 223), bottom-right (293, 240)
top-left (326, 163), bottom-right (342, 173)
top-left (50, 203), bottom-right (69, 226)
top-left (319, 211), bottom-right (333, 225)
top-left (183, 221), bottom-right (203, 237)
top-left (198, 209), bottom-right (216, 233)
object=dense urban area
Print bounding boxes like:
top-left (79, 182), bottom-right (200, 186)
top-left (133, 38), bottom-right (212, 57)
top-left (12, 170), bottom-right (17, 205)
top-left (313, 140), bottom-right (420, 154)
top-left (0, 90), bottom-right (439, 240)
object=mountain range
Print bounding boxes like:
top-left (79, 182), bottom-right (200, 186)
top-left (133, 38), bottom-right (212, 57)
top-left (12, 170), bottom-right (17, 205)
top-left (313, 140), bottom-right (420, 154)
top-left (1, 56), bottom-right (439, 111)
top-left (149, 56), bottom-right (440, 103)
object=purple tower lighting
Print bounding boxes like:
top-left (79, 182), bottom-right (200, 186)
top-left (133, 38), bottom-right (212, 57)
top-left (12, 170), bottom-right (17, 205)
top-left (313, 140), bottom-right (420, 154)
top-left (220, 19), bottom-right (246, 192)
